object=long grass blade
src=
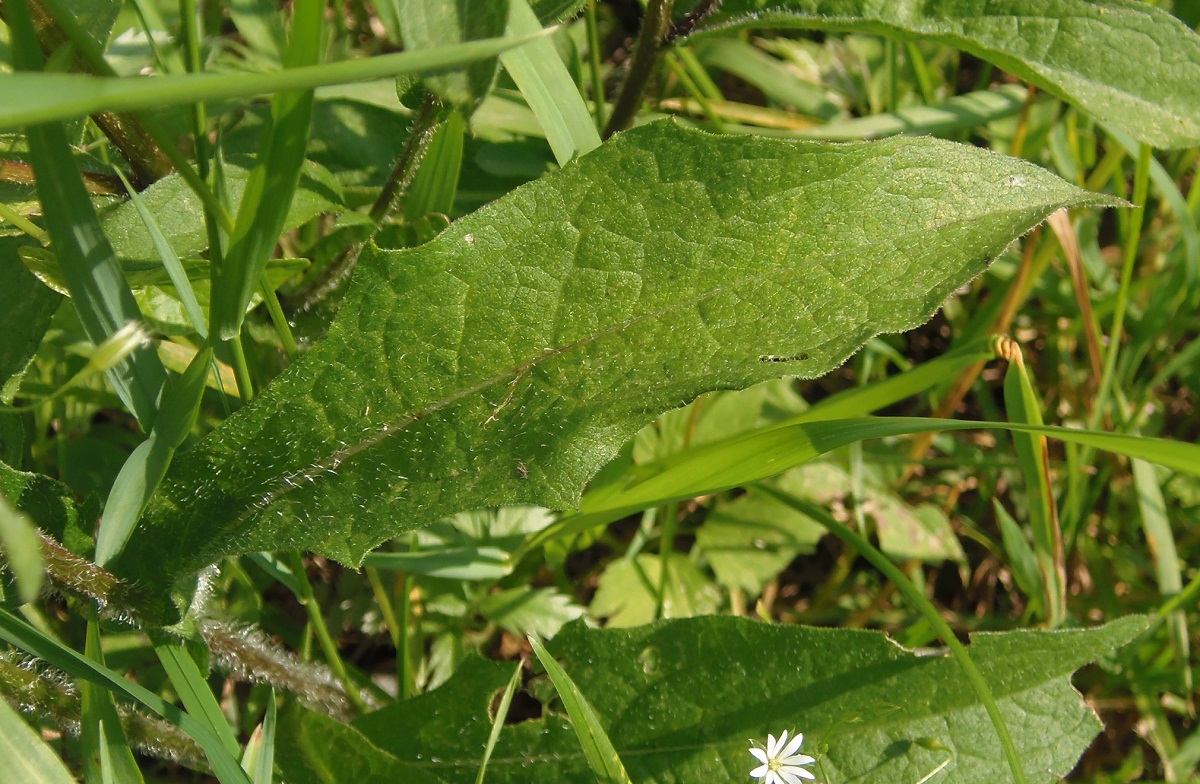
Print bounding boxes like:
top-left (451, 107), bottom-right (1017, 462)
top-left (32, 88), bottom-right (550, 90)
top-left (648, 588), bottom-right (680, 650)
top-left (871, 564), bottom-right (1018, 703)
top-left (999, 338), bottom-right (1066, 626)
top-left (526, 634), bottom-right (631, 784)
top-left (500, 0), bottom-right (601, 165)
top-left (0, 31), bottom-right (551, 130)
top-left (112, 169), bottom-right (207, 339)
top-left (211, 0), bottom-right (322, 340)
top-left (0, 608), bottom-right (253, 784)
top-left (8, 0), bottom-right (166, 431)
top-left (154, 640), bottom-right (241, 758)
top-left (526, 415), bottom-right (1200, 553)
top-left (0, 493), bottom-right (43, 605)
top-left (80, 620), bottom-right (144, 784)
top-left (96, 347), bottom-right (212, 566)
top-left (1132, 458), bottom-right (1191, 696)
top-left (475, 662), bottom-right (522, 784)
top-left (0, 697), bottom-right (77, 784)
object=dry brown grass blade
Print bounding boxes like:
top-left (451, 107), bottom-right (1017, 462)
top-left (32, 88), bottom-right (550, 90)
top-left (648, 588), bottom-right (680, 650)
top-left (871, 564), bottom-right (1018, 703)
top-left (1047, 208), bottom-right (1105, 383)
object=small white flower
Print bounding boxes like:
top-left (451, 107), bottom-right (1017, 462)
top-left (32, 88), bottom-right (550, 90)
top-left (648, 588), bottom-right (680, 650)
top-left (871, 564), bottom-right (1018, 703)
top-left (749, 730), bottom-right (817, 784)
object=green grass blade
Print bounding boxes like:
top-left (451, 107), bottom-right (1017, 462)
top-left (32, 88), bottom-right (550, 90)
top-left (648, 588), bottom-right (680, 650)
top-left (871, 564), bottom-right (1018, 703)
top-left (794, 85), bottom-right (1030, 140)
top-left (80, 620), bottom-right (144, 784)
top-left (247, 689), bottom-right (277, 784)
top-left (0, 493), bottom-right (43, 605)
top-left (693, 38), bottom-right (840, 120)
top-left (1132, 458), bottom-right (1191, 695)
top-left (993, 500), bottom-right (1045, 617)
top-left (211, 0), bottom-right (322, 340)
top-left (475, 662), bottom-right (522, 784)
top-left (794, 339), bottom-right (996, 422)
top-left (529, 416), bottom-right (1200, 551)
top-left (154, 640), bottom-right (241, 759)
top-left (526, 634), bottom-right (632, 784)
top-left (96, 347), bottom-right (212, 567)
top-left (500, 0), bottom-right (601, 165)
top-left (361, 546), bottom-right (512, 580)
top-left (1000, 342), bottom-right (1065, 626)
top-left (111, 169), bottom-right (207, 339)
top-left (7, 0), bottom-right (166, 431)
top-left (0, 31), bottom-right (551, 131)
top-left (1103, 122), bottom-right (1199, 283)
top-left (0, 607), bottom-right (252, 784)
top-left (0, 697), bottom-right (77, 784)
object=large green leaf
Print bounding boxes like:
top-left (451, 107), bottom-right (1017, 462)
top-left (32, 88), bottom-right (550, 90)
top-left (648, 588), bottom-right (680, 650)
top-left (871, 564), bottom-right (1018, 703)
top-left (685, 0), bottom-right (1200, 149)
top-left (278, 616), bottom-right (1148, 783)
top-left (115, 121), bottom-right (1115, 602)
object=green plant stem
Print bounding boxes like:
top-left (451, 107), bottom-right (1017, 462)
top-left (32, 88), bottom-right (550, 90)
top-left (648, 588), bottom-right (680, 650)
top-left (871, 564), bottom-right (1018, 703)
top-left (0, 199), bottom-right (46, 240)
top-left (585, 0), bottom-right (607, 131)
top-left (259, 274), bottom-right (299, 361)
top-left (655, 501), bottom-right (678, 620)
top-left (366, 566), bottom-right (401, 651)
top-left (395, 534), bottom-right (417, 700)
top-left (674, 47), bottom-right (722, 101)
top-left (283, 551), bottom-right (368, 714)
top-left (370, 94), bottom-right (442, 223)
top-left (227, 336), bottom-right (255, 401)
top-left (664, 52), bottom-right (725, 132)
top-left (758, 486), bottom-right (1030, 784)
top-left (1151, 567), bottom-right (1200, 630)
top-left (603, 0), bottom-right (674, 137)
top-left (1090, 142), bottom-right (1152, 431)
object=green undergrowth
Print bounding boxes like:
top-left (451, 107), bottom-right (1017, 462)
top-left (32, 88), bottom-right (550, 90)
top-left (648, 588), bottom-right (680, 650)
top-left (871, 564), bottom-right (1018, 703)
top-left (1, 1), bottom-right (1198, 782)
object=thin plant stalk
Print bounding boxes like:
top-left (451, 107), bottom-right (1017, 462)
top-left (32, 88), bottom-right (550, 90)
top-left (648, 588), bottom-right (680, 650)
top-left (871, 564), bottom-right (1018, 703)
top-left (283, 552), bottom-right (368, 714)
top-left (603, 0), bottom-right (674, 137)
top-left (654, 501), bottom-right (679, 620)
top-left (585, 0), bottom-right (607, 131)
top-left (1090, 142), bottom-right (1152, 431)
top-left (664, 53), bottom-right (725, 132)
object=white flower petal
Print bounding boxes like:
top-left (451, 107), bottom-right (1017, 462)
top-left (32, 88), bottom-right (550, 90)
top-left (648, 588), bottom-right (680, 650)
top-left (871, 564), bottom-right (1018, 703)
top-left (766, 773), bottom-right (782, 784)
top-left (750, 763), bottom-right (770, 778)
top-left (779, 732), bottom-right (805, 759)
top-left (750, 748), bottom-right (769, 764)
top-left (767, 733), bottom-right (783, 757)
top-left (782, 766), bottom-right (816, 781)
top-left (781, 754), bottom-right (816, 766)
top-left (776, 770), bottom-right (804, 784)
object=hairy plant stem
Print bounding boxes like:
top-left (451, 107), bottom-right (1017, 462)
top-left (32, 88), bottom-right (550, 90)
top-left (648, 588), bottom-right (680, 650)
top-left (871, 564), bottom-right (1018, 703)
top-left (758, 486), bottom-right (1030, 784)
top-left (370, 94), bottom-right (443, 224)
top-left (288, 94), bottom-right (443, 312)
top-left (0, 652), bottom-right (208, 769)
top-left (603, 0), bottom-right (675, 137)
